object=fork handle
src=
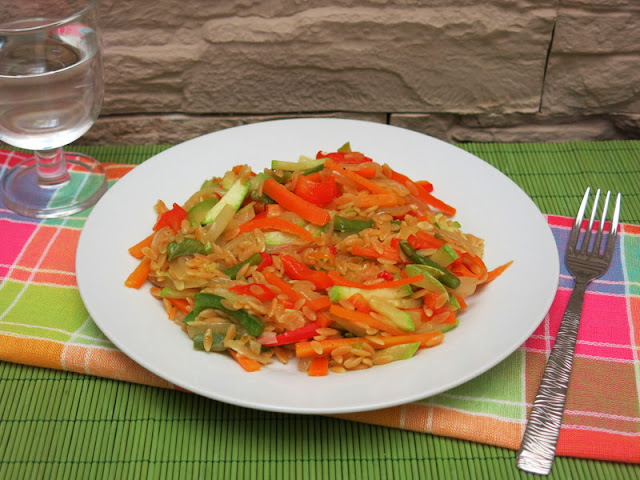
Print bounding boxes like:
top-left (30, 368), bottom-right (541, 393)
top-left (516, 280), bottom-right (587, 475)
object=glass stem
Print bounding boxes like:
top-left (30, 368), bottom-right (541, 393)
top-left (35, 148), bottom-right (71, 186)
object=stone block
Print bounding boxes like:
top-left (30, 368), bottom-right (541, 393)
top-left (542, 3), bottom-right (640, 113)
top-left (98, 2), bottom-right (556, 115)
top-left (390, 113), bottom-right (629, 142)
top-left (83, 113), bottom-right (386, 145)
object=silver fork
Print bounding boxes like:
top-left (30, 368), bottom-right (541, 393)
top-left (516, 188), bottom-right (622, 476)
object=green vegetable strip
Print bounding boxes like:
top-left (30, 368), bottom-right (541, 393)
top-left (167, 238), bottom-right (207, 260)
top-left (222, 253), bottom-right (263, 279)
top-left (399, 241), bottom-right (461, 289)
top-left (333, 216), bottom-right (374, 233)
top-left (184, 293), bottom-right (265, 337)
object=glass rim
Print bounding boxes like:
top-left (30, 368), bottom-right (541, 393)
top-left (0, 0), bottom-right (99, 34)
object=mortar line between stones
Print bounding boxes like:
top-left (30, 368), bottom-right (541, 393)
top-left (539, 9), bottom-right (559, 113)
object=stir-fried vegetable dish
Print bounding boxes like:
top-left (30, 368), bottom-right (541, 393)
top-left (126, 144), bottom-right (512, 375)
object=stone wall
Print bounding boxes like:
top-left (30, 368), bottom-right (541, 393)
top-left (82, 0), bottom-right (640, 144)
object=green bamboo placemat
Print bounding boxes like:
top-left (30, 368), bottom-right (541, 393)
top-left (1, 140), bottom-right (639, 480)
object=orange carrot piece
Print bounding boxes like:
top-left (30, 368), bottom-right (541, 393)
top-left (329, 304), bottom-right (406, 336)
top-left (347, 293), bottom-right (374, 313)
top-left (485, 260), bottom-right (514, 283)
top-left (324, 160), bottom-right (388, 194)
top-left (462, 253), bottom-right (488, 279)
top-left (124, 257), bottom-right (151, 289)
top-left (418, 190), bottom-right (456, 216)
top-left (307, 296), bottom-right (332, 311)
top-left (351, 245), bottom-right (403, 263)
top-left (228, 350), bottom-right (262, 372)
top-left (376, 332), bottom-right (444, 349)
top-left (354, 166), bottom-right (377, 178)
top-left (262, 177), bottom-right (331, 226)
top-left (295, 332), bottom-right (444, 358)
top-left (263, 271), bottom-right (306, 304)
top-left (454, 294), bottom-right (467, 310)
top-left (308, 356), bottom-right (330, 376)
top-left (336, 193), bottom-right (401, 208)
top-left (328, 271), bottom-right (423, 290)
top-left (169, 297), bottom-right (192, 314)
top-left (238, 217), bottom-right (314, 243)
top-left (128, 233), bottom-right (155, 259)
top-left (316, 312), bottom-right (333, 328)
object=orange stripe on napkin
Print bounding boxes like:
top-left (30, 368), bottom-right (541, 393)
top-left (61, 344), bottom-right (174, 389)
top-left (0, 335), bottom-right (65, 370)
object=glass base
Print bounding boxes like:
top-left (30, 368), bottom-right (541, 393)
top-left (1, 152), bottom-right (107, 218)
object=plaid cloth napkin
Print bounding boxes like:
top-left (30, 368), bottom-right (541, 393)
top-left (1, 149), bottom-right (638, 464)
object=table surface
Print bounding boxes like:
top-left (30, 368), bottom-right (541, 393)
top-left (1, 140), bottom-right (639, 480)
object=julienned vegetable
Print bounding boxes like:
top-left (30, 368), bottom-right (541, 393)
top-left (126, 145), bottom-right (511, 375)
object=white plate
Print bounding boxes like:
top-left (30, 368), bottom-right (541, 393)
top-left (77, 118), bottom-right (559, 414)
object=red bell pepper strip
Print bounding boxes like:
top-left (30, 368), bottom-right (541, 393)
top-left (281, 255), bottom-right (334, 290)
top-left (316, 151), bottom-right (373, 164)
top-left (376, 270), bottom-right (395, 281)
top-left (407, 232), bottom-right (446, 250)
top-left (293, 174), bottom-right (339, 206)
top-left (256, 252), bottom-right (273, 271)
top-left (153, 203), bottom-right (188, 232)
top-left (229, 283), bottom-right (277, 302)
top-left (259, 321), bottom-right (323, 346)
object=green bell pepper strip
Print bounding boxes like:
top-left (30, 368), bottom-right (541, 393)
top-left (333, 216), bottom-right (374, 233)
top-left (399, 241), bottom-right (461, 289)
top-left (167, 238), bottom-right (208, 260)
top-left (222, 252), bottom-right (264, 279)
top-left (183, 293), bottom-right (265, 337)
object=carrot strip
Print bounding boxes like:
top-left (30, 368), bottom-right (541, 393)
top-left (308, 356), bottom-right (330, 376)
top-left (416, 180), bottom-right (434, 193)
top-left (316, 312), bottom-right (333, 328)
top-left (351, 245), bottom-right (403, 263)
top-left (124, 257), bottom-right (151, 289)
top-left (169, 297), bottom-right (192, 314)
top-left (329, 304), bottom-right (406, 336)
top-left (307, 296), bottom-right (332, 311)
top-left (462, 253), bottom-right (488, 279)
top-left (417, 188), bottom-right (456, 216)
top-left (353, 166), bottom-right (377, 178)
top-left (357, 194), bottom-right (401, 208)
top-left (376, 332), bottom-right (444, 349)
top-left (387, 169), bottom-right (455, 215)
top-left (263, 271), bottom-right (306, 304)
top-left (262, 177), bottom-right (331, 226)
top-left (324, 160), bottom-right (388, 194)
top-left (328, 271), bottom-right (423, 290)
top-left (128, 233), bottom-right (155, 259)
top-left (347, 293), bottom-right (374, 313)
top-left (295, 332), bottom-right (445, 358)
top-left (485, 260), bottom-right (514, 283)
top-left (228, 350), bottom-right (262, 372)
top-left (454, 294), bottom-right (467, 310)
top-left (238, 217), bottom-right (314, 243)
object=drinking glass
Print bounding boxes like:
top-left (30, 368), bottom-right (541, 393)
top-left (0, 0), bottom-right (106, 218)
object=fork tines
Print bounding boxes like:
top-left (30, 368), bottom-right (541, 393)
top-left (569, 187), bottom-right (622, 258)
